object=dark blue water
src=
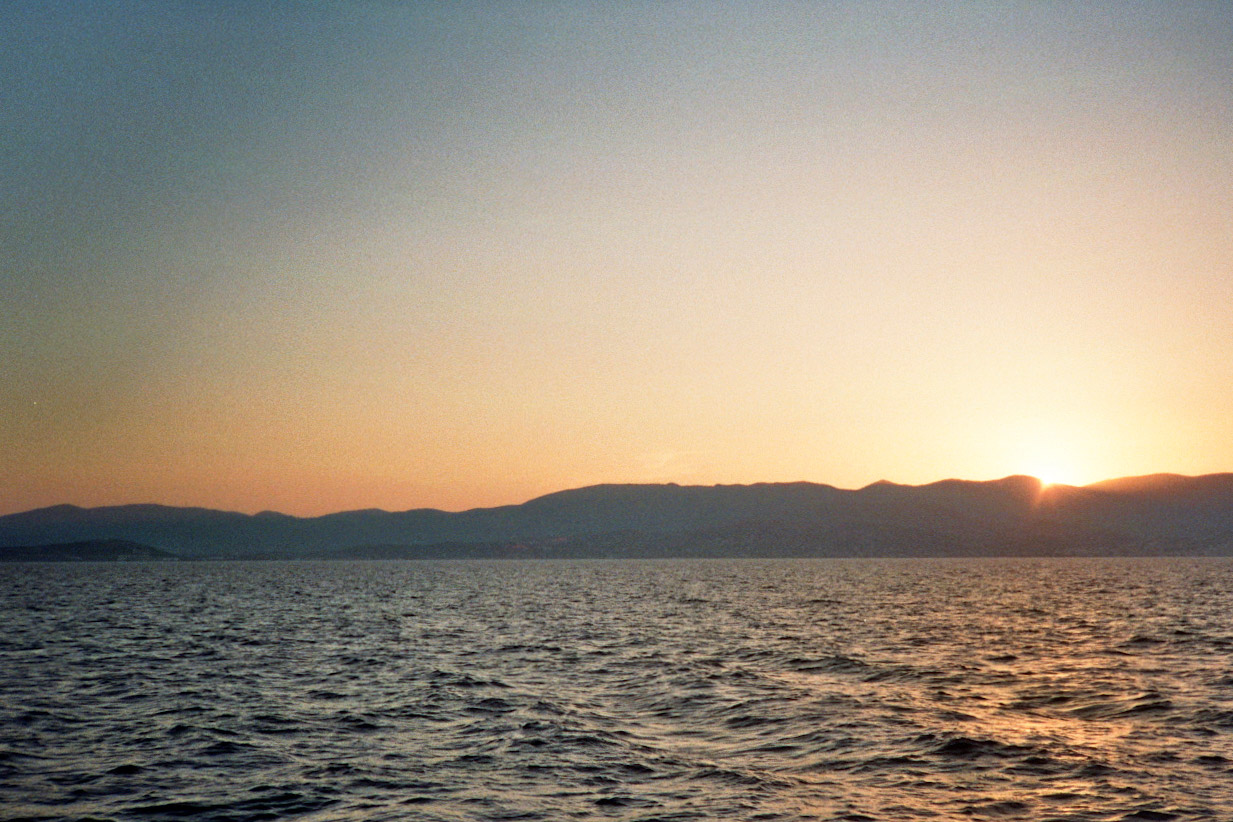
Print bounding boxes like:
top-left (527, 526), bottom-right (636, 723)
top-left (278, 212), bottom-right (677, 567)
top-left (3, 558), bottom-right (1233, 821)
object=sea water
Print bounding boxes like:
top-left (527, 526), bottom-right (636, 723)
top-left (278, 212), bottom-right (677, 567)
top-left (3, 558), bottom-right (1232, 821)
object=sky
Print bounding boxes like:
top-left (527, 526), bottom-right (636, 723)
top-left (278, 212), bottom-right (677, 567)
top-left (2, 1), bottom-right (1232, 516)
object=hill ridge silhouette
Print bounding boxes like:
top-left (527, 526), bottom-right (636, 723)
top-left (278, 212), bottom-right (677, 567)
top-left (3, 474), bottom-right (1232, 559)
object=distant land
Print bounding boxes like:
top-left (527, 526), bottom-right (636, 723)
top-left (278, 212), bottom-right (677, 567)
top-left (3, 474), bottom-right (1233, 561)
top-left (0, 539), bottom-right (176, 562)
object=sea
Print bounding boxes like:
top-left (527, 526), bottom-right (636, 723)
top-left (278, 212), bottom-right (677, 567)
top-left (3, 558), bottom-right (1233, 822)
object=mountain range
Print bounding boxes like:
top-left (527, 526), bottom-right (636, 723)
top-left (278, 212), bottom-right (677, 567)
top-left (3, 473), bottom-right (1233, 560)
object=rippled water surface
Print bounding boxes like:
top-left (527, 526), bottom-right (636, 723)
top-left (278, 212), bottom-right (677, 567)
top-left (3, 558), bottom-right (1233, 821)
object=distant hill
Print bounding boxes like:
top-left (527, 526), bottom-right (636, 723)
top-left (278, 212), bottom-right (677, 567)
top-left (0, 539), bottom-right (177, 562)
top-left (2, 474), bottom-right (1233, 559)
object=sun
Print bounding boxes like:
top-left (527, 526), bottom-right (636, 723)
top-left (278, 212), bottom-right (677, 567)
top-left (1028, 467), bottom-right (1063, 488)
top-left (1021, 454), bottom-right (1080, 487)
top-left (1013, 434), bottom-right (1084, 488)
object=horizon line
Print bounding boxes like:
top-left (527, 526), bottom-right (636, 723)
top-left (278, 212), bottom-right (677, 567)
top-left (6, 471), bottom-right (1229, 521)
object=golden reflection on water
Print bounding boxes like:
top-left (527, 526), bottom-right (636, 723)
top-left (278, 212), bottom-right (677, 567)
top-left (768, 559), bottom-right (1233, 818)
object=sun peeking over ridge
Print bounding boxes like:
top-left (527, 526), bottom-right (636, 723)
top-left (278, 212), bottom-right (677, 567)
top-left (1024, 460), bottom-right (1066, 488)
top-left (1012, 432), bottom-right (1086, 489)
top-left (1022, 460), bottom-right (1078, 489)
top-left (1032, 472), bottom-right (1061, 489)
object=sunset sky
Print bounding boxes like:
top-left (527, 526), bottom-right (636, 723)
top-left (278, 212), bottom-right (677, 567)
top-left (3, 2), bottom-right (1231, 516)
